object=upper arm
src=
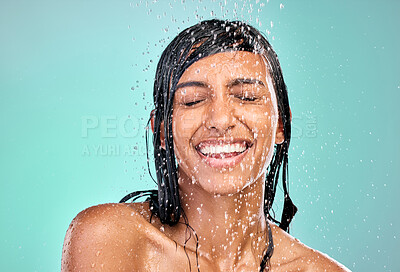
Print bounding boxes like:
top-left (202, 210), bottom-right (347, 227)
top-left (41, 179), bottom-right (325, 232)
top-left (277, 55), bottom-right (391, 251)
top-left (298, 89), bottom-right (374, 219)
top-left (61, 204), bottom-right (147, 271)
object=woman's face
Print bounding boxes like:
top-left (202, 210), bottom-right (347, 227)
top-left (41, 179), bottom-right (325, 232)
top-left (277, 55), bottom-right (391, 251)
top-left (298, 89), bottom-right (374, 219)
top-left (172, 51), bottom-right (280, 195)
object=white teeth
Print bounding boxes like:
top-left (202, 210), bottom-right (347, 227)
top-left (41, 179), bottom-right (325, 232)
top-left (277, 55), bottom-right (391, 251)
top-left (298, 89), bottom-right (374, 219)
top-left (198, 143), bottom-right (247, 155)
top-left (222, 145), bottom-right (230, 153)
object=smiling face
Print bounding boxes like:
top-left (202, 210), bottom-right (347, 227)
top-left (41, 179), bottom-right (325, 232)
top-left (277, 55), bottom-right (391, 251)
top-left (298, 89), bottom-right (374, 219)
top-left (171, 51), bottom-right (282, 195)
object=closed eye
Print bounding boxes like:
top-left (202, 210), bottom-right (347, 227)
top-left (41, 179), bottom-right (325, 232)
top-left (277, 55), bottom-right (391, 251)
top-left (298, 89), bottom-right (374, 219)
top-left (232, 92), bottom-right (261, 102)
top-left (235, 95), bottom-right (258, 102)
top-left (183, 99), bottom-right (205, 107)
top-left (229, 79), bottom-right (265, 103)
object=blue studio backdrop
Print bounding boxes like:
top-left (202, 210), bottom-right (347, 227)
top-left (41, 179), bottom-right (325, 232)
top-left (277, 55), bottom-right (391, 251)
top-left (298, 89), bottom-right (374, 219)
top-left (0, 0), bottom-right (399, 271)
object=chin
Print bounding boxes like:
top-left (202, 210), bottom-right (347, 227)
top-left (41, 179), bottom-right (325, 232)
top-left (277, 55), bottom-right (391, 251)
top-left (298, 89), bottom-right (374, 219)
top-left (194, 174), bottom-right (260, 196)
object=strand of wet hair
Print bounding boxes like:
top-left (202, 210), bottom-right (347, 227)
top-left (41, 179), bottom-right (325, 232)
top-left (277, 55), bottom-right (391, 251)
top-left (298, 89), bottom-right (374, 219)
top-left (119, 190), bottom-right (156, 203)
top-left (259, 221), bottom-right (274, 272)
top-left (145, 116), bottom-right (157, 185)
top-left (179, 211), bottom-right (200, 272)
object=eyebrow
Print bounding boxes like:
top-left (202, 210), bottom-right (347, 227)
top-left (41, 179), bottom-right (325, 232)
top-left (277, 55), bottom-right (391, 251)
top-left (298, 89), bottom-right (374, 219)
top-left (175, 78), bottom-right (266, 90)
top-left (227, 78), bottom-right (266, 88)
top-left (176, 81), bottom-right (209, 90)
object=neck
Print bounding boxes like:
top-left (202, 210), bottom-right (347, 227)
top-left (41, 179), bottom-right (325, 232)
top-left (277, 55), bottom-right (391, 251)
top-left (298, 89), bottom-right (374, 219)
top-left (175, 173), bottom-right (268, 269)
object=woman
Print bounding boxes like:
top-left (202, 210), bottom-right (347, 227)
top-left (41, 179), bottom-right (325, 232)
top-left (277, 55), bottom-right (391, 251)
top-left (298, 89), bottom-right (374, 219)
top-left (62, 19), bottom-right (349, 271)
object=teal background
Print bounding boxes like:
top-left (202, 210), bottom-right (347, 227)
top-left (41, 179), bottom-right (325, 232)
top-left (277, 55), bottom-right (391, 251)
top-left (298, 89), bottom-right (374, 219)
top-left (1, 0), bottom-right (399, 271)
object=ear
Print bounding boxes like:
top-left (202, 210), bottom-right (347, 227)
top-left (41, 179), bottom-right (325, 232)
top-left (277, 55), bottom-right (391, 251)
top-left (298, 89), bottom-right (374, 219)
top-left (275, 108), bottom-right (291, 145)
top-left (150, 110), bottom-right (166, 149)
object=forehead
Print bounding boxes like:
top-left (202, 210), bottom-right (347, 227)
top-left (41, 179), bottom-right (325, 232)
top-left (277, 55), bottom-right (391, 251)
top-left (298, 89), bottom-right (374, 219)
top-left (178, 51), bottom-right (268, 82)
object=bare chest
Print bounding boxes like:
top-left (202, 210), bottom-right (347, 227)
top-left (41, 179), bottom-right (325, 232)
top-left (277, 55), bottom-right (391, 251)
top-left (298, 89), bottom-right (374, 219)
top-left (136, 239), bottom-right (263, 272)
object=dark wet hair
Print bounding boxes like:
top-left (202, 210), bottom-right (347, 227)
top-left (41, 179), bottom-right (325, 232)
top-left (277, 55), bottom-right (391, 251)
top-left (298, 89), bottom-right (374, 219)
top-left (121, 19), bottom-right (297, 271)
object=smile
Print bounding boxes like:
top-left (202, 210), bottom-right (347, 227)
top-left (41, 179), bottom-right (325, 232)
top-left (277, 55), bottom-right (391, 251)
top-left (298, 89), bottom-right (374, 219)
top-left (195, 140), bottom-right (253, 168)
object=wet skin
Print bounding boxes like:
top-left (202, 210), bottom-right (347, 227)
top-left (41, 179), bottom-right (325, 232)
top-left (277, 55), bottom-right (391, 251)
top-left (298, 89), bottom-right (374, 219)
top-left (62, 52), bottom-right (349, 271)
top-left (171, 51), bottom-right (279, 196)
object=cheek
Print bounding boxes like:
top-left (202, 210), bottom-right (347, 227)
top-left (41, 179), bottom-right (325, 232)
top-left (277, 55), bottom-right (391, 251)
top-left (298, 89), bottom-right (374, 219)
top-left (254, 114), bottom-right (273, 132)
top-left (239, 107), bottom-right (275, 136)
top-left (173, 110), bottom-right (201, 140)
top-left (172, 110), bottom-right (201, 161)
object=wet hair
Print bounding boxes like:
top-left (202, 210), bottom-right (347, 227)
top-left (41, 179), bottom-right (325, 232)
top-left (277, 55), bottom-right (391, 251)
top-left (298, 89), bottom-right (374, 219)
top-left (121, 19), bottom-right (297, 271)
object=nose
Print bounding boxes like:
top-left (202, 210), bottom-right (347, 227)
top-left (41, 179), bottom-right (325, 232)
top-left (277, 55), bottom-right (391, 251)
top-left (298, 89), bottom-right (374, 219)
top-left (204, 96), bottom-right (235, 134)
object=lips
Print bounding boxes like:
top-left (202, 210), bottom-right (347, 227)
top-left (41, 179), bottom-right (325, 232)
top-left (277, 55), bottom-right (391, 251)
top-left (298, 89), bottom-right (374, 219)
top-left (194, 139), bottom-right (252, 168)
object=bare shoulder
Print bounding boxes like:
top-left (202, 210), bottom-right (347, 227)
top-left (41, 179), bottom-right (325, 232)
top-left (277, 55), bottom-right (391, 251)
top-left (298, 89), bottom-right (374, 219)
top-left (269, 223), bottom-right (350, 272)
top-left (61, 202), bottom-right (159, 271)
